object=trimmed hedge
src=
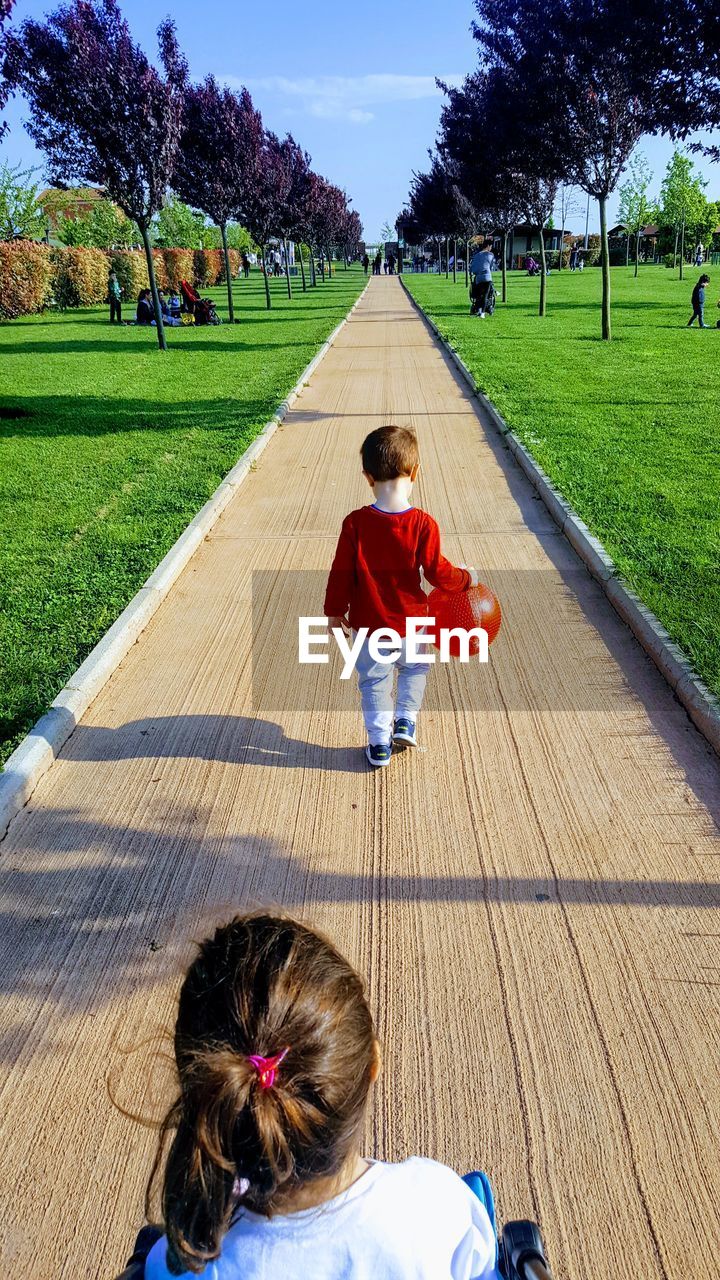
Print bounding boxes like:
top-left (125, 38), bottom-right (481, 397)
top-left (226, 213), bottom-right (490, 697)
top-left (0, 241), bottom-right (237, 318)
top-left (162, 248), bottom-right (195, 291)
top-left (109, 249), bottom-right (148, 302)
top-left (51, 246), bottom-right (109, 308)
top-left (0, 239), bottom-right (54, 319)
top-left (194, 248), bottom-right (223, 287)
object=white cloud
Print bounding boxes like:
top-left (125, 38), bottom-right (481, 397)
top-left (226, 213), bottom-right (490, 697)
top-left (223, 73), bottom-right (462, 125)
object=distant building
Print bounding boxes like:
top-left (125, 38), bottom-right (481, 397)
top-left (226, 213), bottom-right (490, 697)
top-left (38, 186), bottom-right (105, 236)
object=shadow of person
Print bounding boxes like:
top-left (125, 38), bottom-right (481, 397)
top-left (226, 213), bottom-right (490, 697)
top-left (62, 714), bottom-right (368, 774)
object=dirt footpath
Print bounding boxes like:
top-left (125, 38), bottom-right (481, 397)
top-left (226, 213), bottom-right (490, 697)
top-left (0, 276), bottom-right (718, 1279)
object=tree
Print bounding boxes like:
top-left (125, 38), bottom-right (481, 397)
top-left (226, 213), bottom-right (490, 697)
top-left (242, 130), bottom-right (288, 309)
top-left (617, 153), bottom-right (655, 276)
top-left (472, 0), bottom-right (661, 339)
top-left (554, 185), bottom-right (582, 269)
top-left (13, 0), bottom-right (186, 349)
top-left (0, 162), bottom-right (46, 239)
top-left (174, 78), bottom-right (263, 321)
top-left (154, 195), bottom-right (204, 249)
top-left (306, 177), bottom-right (346, 282)
top-left (274, 135), bottom-right (311, 299)
top-left (56, 196), bottom-right (137, 247)
top-left (525, 178), bottom-right (557, 316)
top-left (660, 149), bottom-right (707, 279)
top-left (0, 0), bottom-right (15, 137)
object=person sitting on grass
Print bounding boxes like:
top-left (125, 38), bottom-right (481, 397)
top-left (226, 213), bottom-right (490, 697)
top-left (136, 912), bottom-right (498, 1280)
top-left (156, 291), bottom-right (182, 328)
top-left (688, 274), bottom-right (710, 328)
top-left (136, 289), bottom-right (153, 325)
top-left (324, 425), bottom-right (479, 768)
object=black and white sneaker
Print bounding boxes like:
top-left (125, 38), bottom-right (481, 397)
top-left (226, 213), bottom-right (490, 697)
top-left (366, 742), bottom-right (392, 768)
top-left (393, 718), bottom-right (418, 747)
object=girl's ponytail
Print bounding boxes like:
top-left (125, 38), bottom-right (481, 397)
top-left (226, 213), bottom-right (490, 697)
top-left (148, 914), bottom-right (376, 1276)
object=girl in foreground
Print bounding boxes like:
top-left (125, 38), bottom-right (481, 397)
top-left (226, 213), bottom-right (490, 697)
top-left (144, 913), bottom-right (497, 1279)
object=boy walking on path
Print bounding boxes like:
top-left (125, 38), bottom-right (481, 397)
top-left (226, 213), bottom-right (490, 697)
top-left (324, 426), bottom-right (479, 768)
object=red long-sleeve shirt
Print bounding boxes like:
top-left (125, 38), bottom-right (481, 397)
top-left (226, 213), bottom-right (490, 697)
top-left (324, 504), bottom-right (471, 635)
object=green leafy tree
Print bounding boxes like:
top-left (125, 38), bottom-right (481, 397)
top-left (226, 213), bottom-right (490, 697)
top-left (57, 196), bottom-right (137, 247)
top-left (0, 162), bottom-right (46, 239)
top-left (660, 150), bottom-right (706, 279)
top-left (154, 194), bottom-right (204, 248)
top-left (617, 153), bottom-right (656, 276)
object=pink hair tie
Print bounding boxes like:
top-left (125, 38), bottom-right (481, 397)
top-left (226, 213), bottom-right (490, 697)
top-left (246, 1047), bottom-right (289, 1090)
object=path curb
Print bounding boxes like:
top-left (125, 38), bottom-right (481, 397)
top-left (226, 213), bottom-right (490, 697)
top-left (400, 275), bottom-right (720, 756)
top-left (0, 281), bottom-right (370, 840)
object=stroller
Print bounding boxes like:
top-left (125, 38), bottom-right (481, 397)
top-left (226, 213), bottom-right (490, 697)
top-left (114, 1173), bottom-right (553, 1279)
top-left (178, 279), bottom-right (221, 326)
top-left (470, 279), bottom-right (497, 316)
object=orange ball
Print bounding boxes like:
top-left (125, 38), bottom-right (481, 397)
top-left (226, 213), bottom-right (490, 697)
top-left (427, 583), bottom-right (502, 657)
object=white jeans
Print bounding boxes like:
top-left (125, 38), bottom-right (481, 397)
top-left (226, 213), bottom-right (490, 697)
top-left (353, 633), bottom-right (431, 742)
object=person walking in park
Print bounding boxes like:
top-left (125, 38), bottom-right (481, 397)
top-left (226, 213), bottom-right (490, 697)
top-left (241, 253), bottom-right (250, 278)
top-left (362, 252), bottom-right (370, 274)
top-left (688, 274), bottom-right (710, 328)
top-left (139, 912), bottom-right (498, 1280)
top-left (469, 239), bottom-right (495, 317)
top-left (373, 251), bottom-right (382, 275)
top-left (388, 251), bottom-right (396, 275)
top-left (108, 270), bottom-right (122, 324)
top-left (324, 425), bottom-right (479, 767)
top-left (569, 245), bottom-right (578, 271)
top-left (695, 245), bottom-right (704, 267)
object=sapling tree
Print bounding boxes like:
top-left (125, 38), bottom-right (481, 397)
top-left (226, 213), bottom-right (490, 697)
top-left (617, 153), bottom-right (655, 276)
top-left (660, 149), bottom-right (707, 280)
top-left (174, 78), bottom-right (263, 321)
top-left (13, 0), bottom-right (186, 349)
top-left (0, 162), bottom-right (46, 239)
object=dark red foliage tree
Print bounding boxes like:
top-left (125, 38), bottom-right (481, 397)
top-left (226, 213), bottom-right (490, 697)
top-left (274, 135), bottom-right (311, 298)
top-left (337, 207), bottom-right (363, 267)
top-left (0, 0), bottom-right (15, 136)
top-left (12, 0), bottom-right (186, 349)
top-left (174, 78), bottom-right (263, 322)
top-left (472, 0), bottom-right (669, 338)
top-left (242, 129), bottom-right (289, 309)
top-left (306, 177), bottom-right (346, 281)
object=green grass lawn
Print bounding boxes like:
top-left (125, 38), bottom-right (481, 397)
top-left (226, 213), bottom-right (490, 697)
top-left (404, 265), bottom-right (720, 700)
top-left (0, 266), bottom-right (365, 765)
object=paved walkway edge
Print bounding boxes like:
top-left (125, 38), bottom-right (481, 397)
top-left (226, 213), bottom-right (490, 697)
top-left (0, 282), bottom-right (370, 841)
top-left (400, 275), bottom-right (720, 756)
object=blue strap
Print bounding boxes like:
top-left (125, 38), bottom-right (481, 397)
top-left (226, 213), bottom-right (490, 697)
top-left (463, 1170), bottom-right (498, 1262)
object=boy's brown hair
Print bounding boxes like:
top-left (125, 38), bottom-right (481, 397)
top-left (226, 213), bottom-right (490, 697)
top-left (147, 913), bottom-right (376, 1275)
top-left (361, 425), bottom-right (419, 481)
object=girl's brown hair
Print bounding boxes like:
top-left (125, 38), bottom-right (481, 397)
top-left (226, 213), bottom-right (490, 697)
top-left (147, 913), bottom-right (376, 1275)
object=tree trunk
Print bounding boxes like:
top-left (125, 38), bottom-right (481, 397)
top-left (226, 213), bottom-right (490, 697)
top-left (679, 219), bottom-right (685, 281)
top-left (464, 239), bottom-right (469, 289)
top-left (261, 245), bottom-right (271, 309)
top-left (445, 236), bottom-right (449, 278)
top-left (326, 246), bottom-right (332, 278)
top-left (538, 230), bottom-right (547, 317)
top-left (140, 221), bottom-right (166, 351)
top-left (220, 221), bottom-right (235, 323)
top-left (673, 226), bottom-right (679, 270)
top-left (501, 230), bottom-right (508, 303)
top-left (343, 250), bottom-right (348, 269)
top-left (309, 246), bottom-right (316, 287)
top-left (599, 193), bottom-right (611, 341)
top-left (635, 230), bottom-right (640, 278)
top-left (558, 220), bottom-right (565, 270)
top-left (625, 233), bottom-right (630, 268)
top-left (298, 243), bottom-right (307, 292)
top-left (283, 238), bottom-right (292, 300)
top-left (452, 238), bottom-right (457, 283)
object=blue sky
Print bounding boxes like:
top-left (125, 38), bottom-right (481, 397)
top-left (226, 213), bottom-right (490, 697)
top-left (3, 0), bottom-right (718, 241)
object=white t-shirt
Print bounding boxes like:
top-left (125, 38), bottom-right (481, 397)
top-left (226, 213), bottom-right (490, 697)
top-left (145, 1157), bottom-right (498, 1280)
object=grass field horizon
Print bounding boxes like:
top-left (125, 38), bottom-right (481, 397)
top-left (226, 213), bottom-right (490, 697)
top-left (405, 264), bottom-right (720, 702)
top-left (0, 266), bottom-right (365, 765)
